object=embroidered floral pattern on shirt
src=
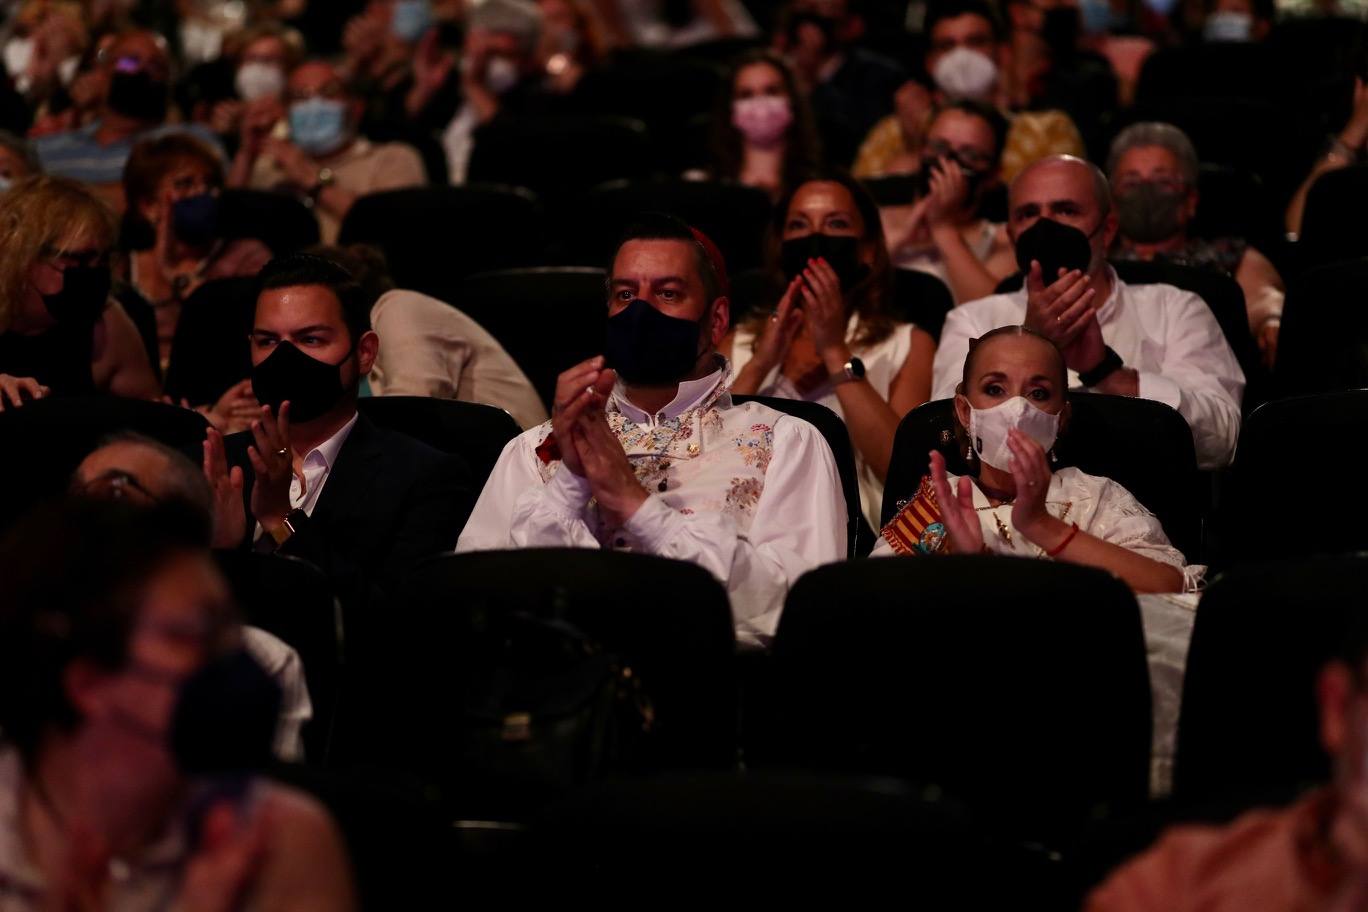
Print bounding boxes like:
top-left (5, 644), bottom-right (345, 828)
top-left (731, 424), bottom-right (775, 473)
top-left (725, 476), bottom-right (764, 515)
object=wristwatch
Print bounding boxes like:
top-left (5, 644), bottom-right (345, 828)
top-left (834, 356), bottom-right (866, 385)
top-left (1078, 346), bottom-right (1124, 388)
top-left (267, 508), bottom-right (307, 547)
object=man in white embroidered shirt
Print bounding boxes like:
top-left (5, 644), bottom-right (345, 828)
top-left (457, 216), bottom-right (847, 649)
top-left (931, 155), bottom-right (1245, 468)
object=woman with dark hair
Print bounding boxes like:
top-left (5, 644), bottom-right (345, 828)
top-left (872, 325), bottom-right (1200, 594)
top-left (701, 49), bottom-right (822, 201)
top-left (724, 170), bottom-right (934, 528)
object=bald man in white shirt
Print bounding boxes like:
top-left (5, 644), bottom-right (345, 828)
top-left (457, 217), bottom-right (846, 649)
top-left (932, 155), bottom-right (1244, 469)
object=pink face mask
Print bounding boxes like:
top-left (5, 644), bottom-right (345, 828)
top-left (732, 95), bottom-right (793, 148)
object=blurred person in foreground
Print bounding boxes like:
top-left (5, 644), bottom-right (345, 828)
top-left (0, 498), bottom-right (355, 908)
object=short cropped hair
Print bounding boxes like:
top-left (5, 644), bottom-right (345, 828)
top-left (258, 253), bottom-right (370, 344)
top-left (933, 98), bottom-right (1011, 161)
top-left (925, 0), bottom-right (1006, 42)
top-left (612, 213), bottom-right (723, 305)
top-left (1106, 122), bottom-right (1200, 189)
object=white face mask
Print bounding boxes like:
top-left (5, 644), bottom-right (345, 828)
top-left (932, 46), bottom-right (999, 101)
top-left (966, 396), bottom-right (1061, 472)
top-left (485, 57), bottom-right (520, 95)
top-left (235, 61), bottom-right (286, 102)
top-left (1203, 10), bottom-right (1252, 41)
top-left (3, 37), bottom-right (33, 78)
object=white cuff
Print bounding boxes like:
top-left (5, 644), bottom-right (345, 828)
top-left (542, 467), bottom-right (593, 521)
top-left (1136, 371), bottom-right (1183, 412)
top-left (621, 494), bottom-right (681, 554)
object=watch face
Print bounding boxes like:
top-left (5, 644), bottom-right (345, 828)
top-left (848, 357), bottom-right (866, 379)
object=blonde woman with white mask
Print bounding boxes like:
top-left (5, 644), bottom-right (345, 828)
top-left (873, 325), bottom-right (1201, 594)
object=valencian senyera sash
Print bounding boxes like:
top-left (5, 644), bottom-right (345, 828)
top-left (880, 475), bottom-right (950, 555)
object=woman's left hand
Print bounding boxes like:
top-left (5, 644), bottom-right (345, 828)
top-left (798, 256), bottom-right (849, 357)
top-left (1006, 429), bottom-right (1054, 538)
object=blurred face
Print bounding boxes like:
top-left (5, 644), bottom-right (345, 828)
top-left (926, 13), bottom-right (998, 74)
top-left (782, 180), bottom-right (874, 267)
top-left (288, 61), bottom-right (350, 105)
top-left (251, 284), bottom-right (377, 379)
top-left (73, 442), bottom-right (173, 505)
top-left (609, 239), bottom-right (727, 349)
top-left (68, 553), bottom-right (235, 780)
top-left (106, 31), bottom-right (169, 83)
top-left (733, 61), bottom-right (786, 101)
top-left (1007, 160), bottom-right (1117, 266)
top-left (0, 147), bottom-right (30, 186)
top-left (240, 34), bottom-right (289, 69)
top-left (925, 108), bottom-right (998, 176)
top-left (1112, 144), bottom-right (1198, 225)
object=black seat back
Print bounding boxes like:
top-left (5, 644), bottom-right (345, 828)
top-left (218, 188), bottom-right (320, 255)
top-left (337, 184), bottom-right (546, 306)
top-left (163, 276), bottom-right (257, 406)
top-left (881, 393), bottom-right (1202, 560)
top-left (468, 116), bottom-right (652, 202)
top-left (1299, 165), bottom-right (1368, 271)
top-left (455, 267), bottom-right (609, 410)
top-left (761, 556), bottom-right (1151, 848)
top-left (1173, 556), bottom-right (1368, 808)
top-left (0, 397), bottom-right (210, 531)
top-left (891, 268), bottom-right (955, 343)
top-left (356, 396), bottom-right (520, 492)
top-left (1274, 256), bottom-right (1368, 398)
top-left (217, 551), bottom-right (344, 765)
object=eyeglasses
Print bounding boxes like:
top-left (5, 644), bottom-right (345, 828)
top-left (74, 470), bottom-right (160, 505)
top-left (40, 246), bottom-right (109, 270)
top-left (924, 139), bottom-right (994, 172)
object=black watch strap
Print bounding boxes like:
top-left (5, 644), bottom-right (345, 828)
top-left (1078, 345), bottom-right (1124, 387)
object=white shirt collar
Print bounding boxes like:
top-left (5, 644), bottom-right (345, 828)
top-left (302, 412), bottom-right (359, 473)
top-left (611, 358), bottom-right (728, 424)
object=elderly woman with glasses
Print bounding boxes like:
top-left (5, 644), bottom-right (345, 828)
top-left (0, 175), bottom-right (158, 409)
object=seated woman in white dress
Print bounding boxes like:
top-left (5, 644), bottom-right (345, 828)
top-left (724, 171), bottom-right (936, 529)
top-left (872, 325), bottom-right (1202, 594)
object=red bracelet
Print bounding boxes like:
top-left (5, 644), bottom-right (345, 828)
top-left (1045, 522), bottom-right (1080, 557)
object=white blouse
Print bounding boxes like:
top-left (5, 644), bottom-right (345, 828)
top-left (870, 465), bottom-right (1205, 593)
top-left (731, 315), bottom-right (917, 530)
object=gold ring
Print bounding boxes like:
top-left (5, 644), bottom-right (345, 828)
top-left (276, 447), bottom-right (288, 456)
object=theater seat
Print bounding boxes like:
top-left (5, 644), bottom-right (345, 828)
top-left (356, 396), bottom-right (520, 493)
top-left (1173, 555), bottom-right (1368, 808)
top-left (757, 556), bottom-right (1152, 850)
top-left (216, 551), bottom-right (344, 766)
top-left (163, 276), bottom-right (257, 407)
top-left (467, 115), bottom-right (652, 202)
top-left (1298, 165), bottom-right (1368, 270)
top-left (337, 184), bottom-right (546, 306)
top-left (1273, 256), bottom-right (1368, 398)
top-left (217, 188), bottom-right (320, 255)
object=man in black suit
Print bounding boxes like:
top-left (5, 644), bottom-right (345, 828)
top-left (203, 254), bottom-right (472, 605)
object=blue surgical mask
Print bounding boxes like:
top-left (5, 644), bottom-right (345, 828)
top-left (1204, 10), bottom-right (1253, 41)
top-left (289, 98), bottom-right (349, 156)
top-left (392, 0), bottom-right (434, 42)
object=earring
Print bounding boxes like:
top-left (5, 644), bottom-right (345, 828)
top-left (963, 443), bottom-right (977, 465)
top-left (1048, 447), bottom-right (1058, 465)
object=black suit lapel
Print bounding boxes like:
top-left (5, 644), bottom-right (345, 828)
top-left (310, 414), bottom-right (384, 526)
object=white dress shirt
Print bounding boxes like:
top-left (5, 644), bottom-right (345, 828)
top-left (731, 316), bottom-right (917, 529)
top-left (932, 271), bottom-right (1245, 468)
top-left (252, 413), bottom-right (357, 544)
top-left (243, 625), bottom-right (313, 762)
top-left (457, 359), bottom-right (847, 649)
top-left (870, 465), bottom-right (1205, 593)
top-left (368, 289), bottom-right (548, 430)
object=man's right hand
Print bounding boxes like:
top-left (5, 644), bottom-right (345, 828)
top-left (245, 403), bottom-right (298, 530)
top-left (1022, 260), bottom-right (1099, 352)
top-left (552, 356), bottom-right (613, 476)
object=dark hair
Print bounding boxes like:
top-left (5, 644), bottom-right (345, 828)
top-left (932, 98), bottom-right (1011, 164)
top-left (925, 0), bottom-right (1006, 42)
top-left (758, 169), bottom-right (896, 348)
top-left (0, 499), bottom-right (216, 764)
top-left (123, 132), bottom-right (224, 211)
top-left (76, 432), bottom-right (214, 527)
top-left (611, 213), bottom-right (723, 305)
top-left (960, 325), bottom-right (1067, 392)
top-left (258, 252), bottom-right (370, 343)
top-left (707, 49), bottom-right (823, 196)
top-left (302, 244), bottom-right (396, 311)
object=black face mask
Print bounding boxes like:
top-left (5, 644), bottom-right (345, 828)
top-left (107, 69), bottom-right (170, 122)
top-left (170, 649), bottom-right (282, 777)
top-left (780, 232), bottom-right (867, 292)
top-left (42, 265), bottom-right (112, 326)
top-left (1013, 217), bottom-right (1096, 283)
top-left (1115, 183), bottom-right (1186, 245)
top-left (604, 298), bottom-right (706, 386)
top-left (171, 193), bottom-right (221, 247)
top-left (250, 340), bottom-right (355, 423)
